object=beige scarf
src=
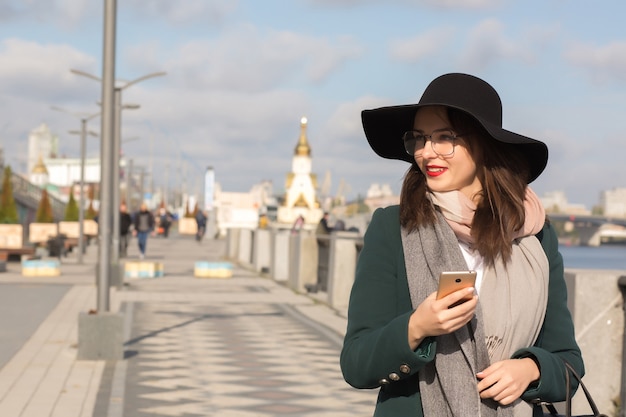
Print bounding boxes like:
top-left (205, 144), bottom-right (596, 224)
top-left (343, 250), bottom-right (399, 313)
top-left (430, 188), bottom-right (546, 246)
top-left (401, 187), bottom-right (549, 417)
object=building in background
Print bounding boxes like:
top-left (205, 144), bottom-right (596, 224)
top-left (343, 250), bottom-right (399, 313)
top-left (29, 156), bottom-right (49, 187)
top-left (43, 157), bottom-right (101, 191)
top-left (213, 183), bottom-right (259, 237)
top-left (276, 117), bottom-right (323, 228)
top-left (600, 188), bottom-right (626, 218)
top-left (27, 123), bottom-right (58, 174)
top-left (540, 190), bottom-right (590, 216)
top-left (364, 183), bottom-right (399, 211)
top-left (248, 180), bottom-right (278, 219)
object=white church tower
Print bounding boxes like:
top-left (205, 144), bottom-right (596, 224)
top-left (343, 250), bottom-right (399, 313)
top-left (277, 117), bottom-right (323, 226)
top-left (30, 155), bottom-right (49, 187)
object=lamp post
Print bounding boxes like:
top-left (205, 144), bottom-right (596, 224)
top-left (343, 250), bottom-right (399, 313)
top-left (50, 106), bottom-right (100, 264)
top-left (70, 68), bottom-right (166, 286)
top-left (96, 0), bottom-right (115, 312)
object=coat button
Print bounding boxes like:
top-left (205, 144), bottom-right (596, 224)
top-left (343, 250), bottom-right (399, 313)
top-left (399, 364), bottom-right (410, 374)
top-left (389, 372), bottom-right (400, 381)
top-left (378, 378), bottom-right (390, 385)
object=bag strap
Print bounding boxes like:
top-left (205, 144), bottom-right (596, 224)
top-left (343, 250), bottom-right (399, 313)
top-left (543, 402), bottom-right (560, 415)
top-left (562, 361), bottom-right (605, 417)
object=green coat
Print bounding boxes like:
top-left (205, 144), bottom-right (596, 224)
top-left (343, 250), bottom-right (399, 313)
top-left (340, 205), bottom-right (583, 417)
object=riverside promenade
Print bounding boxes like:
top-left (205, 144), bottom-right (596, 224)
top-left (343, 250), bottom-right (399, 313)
top-left (0, 231), bottom-right (377, 417)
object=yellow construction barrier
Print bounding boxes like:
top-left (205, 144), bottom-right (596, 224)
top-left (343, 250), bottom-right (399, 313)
top-left (21, 259), bottom-right (61, 277)
top-left (194, 261), bottom-right (233, 279)
top-left (124, 261), bottom-right (164, 278)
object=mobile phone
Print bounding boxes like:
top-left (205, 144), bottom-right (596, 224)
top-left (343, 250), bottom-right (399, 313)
top-left (437, 271), bottom-right (477, 306)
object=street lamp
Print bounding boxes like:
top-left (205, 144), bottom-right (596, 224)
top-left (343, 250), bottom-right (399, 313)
top-left (70, 68), bottom-right (165, 272)
top-left (50, 106), bottom-right (100, 264)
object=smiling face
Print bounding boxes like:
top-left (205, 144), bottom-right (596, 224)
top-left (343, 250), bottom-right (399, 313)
top-left (412, 106), bottom-right (483, 201)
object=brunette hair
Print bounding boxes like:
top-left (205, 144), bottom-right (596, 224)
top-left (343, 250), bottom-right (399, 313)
top-left (399, 107), bottom-right (530, 266)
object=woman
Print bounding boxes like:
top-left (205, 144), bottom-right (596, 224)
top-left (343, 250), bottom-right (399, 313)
top-left (340, 73), bottom-right (583, 417)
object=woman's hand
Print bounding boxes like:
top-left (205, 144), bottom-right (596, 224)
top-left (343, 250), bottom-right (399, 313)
top-left (407, 288), bottom-right (477, 350)
top-left (476, 358), bottom-right (540, 405)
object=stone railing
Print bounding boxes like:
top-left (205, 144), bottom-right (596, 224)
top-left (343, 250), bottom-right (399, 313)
top-left (225, 226), bottom-right (626, 416)
top-left (226, 227), bottom-right (361, 315)
top-left (3, 171), bottom-right (67, 222)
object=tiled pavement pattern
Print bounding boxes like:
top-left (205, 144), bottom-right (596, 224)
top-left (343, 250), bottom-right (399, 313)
top-left (117, 300), bottom-right (375, 417)
top-left (0, 234), bottom-right (377, 417)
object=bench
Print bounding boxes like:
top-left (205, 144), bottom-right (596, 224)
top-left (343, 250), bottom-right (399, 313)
top-left (65, 238), bottom-right (78, 252)
top-left (63, 237), bottom-right (89, 253)
top-left (0, 246), bottom-right (37, 262)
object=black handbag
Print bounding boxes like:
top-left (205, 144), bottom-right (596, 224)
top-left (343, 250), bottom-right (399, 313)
top-left (539, 361), bottom-right (607, 417)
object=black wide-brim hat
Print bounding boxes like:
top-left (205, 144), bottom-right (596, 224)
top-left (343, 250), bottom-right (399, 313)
top-left (362, 73), bottom-right (548, 183)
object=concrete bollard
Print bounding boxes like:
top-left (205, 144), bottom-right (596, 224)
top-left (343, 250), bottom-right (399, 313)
top-left (288, 231), bottom-right (318, 293)
top-left (226, 228), bottom-right (240, 260)
top-left (327, 232), bottom-right (359, 311)
top-left (271, 229), bottom-right (290, 282)
top-left (237, 229), bottom-right (253, 266)
top-left (565, 270), bottom-right (624, 415)
top-left (252, 229), bottom-right (271, 273)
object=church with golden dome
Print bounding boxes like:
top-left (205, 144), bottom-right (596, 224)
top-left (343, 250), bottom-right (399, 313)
top-left (276, 117), bottom-right (323, 227)
top-left (30, 155), bottom-right (50, 187)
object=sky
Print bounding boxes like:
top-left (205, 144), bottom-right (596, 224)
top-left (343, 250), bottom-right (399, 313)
top-left (1, 0), bottom-right (625, 209)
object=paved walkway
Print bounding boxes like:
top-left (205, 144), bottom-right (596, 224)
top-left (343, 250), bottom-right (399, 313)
top-left (0, 232), bottom-right (377, 416)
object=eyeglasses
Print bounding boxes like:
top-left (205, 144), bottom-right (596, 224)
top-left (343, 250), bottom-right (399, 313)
top-left (402, 129), bottom-right (463, 158)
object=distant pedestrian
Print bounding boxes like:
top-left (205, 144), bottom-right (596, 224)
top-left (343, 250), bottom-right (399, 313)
top-left (133, 203), bottom-right (155, 259)
top-left (195, 210), bottom-right (207, 242)
top-left (291, 215), bottom-right (305, 235)
top-left (158, 207), bottom-right (173, 238)
top-left (258, 213), bottom-right (269, 229)
top-left (119, 202), bottom-right (132, 257)
top-left (316, 212), bottom-right (332, 235)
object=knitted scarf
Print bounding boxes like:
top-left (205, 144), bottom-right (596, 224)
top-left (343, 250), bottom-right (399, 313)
top-left (401, 188), bottom-right (549, 417)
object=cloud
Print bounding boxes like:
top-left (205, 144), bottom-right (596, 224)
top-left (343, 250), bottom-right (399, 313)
top-left (0, 0), bottom-right (97, 27)
top-left (389, 27), bottom-right (454, 63)
top-left (564, 41), bottom-right (626, 82)
top-left (322, 94), bottom-right (400, 143)
top-left (0, 0), bottom-right (234, 26)
top-left (0, 38), bottom-right (96, 100)
top-left (0, 0), bottom-right (21, 20)
top-left (151, 26), bottom-right (363, 93)
top-left (307, 95), bottom-right (410, 197)
top-left (459, 19), bottom-right (535, 70)
top-left (308, 0), bottom-right (499, 9)
top-left (417, 0), bottom-right (500, 8)
top-left (124, 0), bottom-right (237, 25)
